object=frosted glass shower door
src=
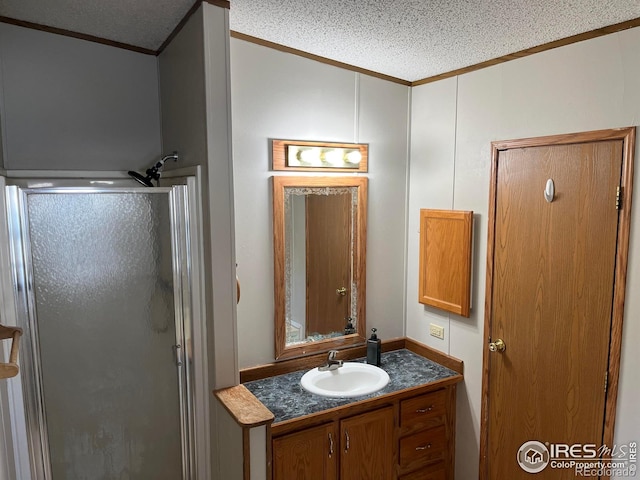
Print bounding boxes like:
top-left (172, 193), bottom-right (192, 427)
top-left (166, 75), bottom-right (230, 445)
top-left (7, 188), bottom-right (192, 480)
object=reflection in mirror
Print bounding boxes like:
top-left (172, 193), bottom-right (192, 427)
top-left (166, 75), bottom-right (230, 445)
top-left (273, 176), bottom-right (368, 360)
top-left (287, 189), bottom-right (354, 343)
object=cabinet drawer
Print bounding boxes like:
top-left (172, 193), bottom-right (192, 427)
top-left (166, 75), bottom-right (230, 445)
top-left (399, 460), bottom-right (446, 480)
top-left (399, 425), bottom-right (446, 472)
top-left (400, 389), bottom-right (446, 431)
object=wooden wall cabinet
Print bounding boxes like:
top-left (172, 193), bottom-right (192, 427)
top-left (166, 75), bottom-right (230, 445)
top-left (418, 209), bottom-right (473, 317)
top-left (272, 387), bottom-right (456, 479)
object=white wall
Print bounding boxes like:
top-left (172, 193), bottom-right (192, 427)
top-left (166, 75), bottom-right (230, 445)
top-left (0, 23), bottom-right (161, 171)
top-left (158, 9), bottom-right (215, 480)
top-left (0, 117), bottom-right (4, 170)
top-left (159, 12), bottom-right (207, 170)
top-left (159, 3), bottom-right (239, 478)
top-left (230, 38), bottom-right (410, 368)
top-left (408, 27), bottom-right (640, 480)
top-left (160, 2), bottom-right (239, 383)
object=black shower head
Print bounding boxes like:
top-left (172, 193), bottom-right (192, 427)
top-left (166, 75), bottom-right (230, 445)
top-left (127, 170), bottom-right (155, 187)
top-left (128, 152), bottom-right (179, 187)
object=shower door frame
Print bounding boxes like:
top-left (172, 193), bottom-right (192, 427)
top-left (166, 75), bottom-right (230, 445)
top-left (5, 185), bottom-right (196, 480)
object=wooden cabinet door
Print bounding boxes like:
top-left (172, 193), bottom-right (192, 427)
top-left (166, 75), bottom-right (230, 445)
top-left (418, 209), bottom-right (473, 317)
top-left (340, 406), bottom-right (394, 480)
top-left (273, 423), bottom-right (337, 480)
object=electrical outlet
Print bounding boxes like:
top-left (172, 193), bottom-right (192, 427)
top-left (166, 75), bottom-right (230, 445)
top-left (429, 323), bottom-right (445, 340)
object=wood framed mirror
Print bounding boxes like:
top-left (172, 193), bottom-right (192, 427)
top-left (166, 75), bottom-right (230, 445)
top-left (272, 176), bottom-right (368, 360)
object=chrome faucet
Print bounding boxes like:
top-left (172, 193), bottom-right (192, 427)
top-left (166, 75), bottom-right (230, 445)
top-left (318, 350), bottom-right (343, 371)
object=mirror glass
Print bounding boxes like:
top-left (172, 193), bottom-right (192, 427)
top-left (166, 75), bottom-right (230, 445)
top-left (273, 176), bottom-right (367, 359)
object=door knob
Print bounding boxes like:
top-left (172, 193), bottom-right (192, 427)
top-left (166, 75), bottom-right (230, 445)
top-left (336, 287), bottom-right (347, 296)
top-left (488, 338), bottom-right (506, 352)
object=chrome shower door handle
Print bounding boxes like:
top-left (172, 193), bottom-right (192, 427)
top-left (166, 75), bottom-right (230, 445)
top-left (172, 344), bottom-right (183, 366)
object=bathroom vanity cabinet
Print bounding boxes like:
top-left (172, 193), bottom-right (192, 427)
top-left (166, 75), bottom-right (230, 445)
top-left (271, 387), bottom-right (455, 480)
top-left (218, 341), bottom-right (463, 480)
top-left (398, 389), bottom-right (450, 479)
top-left (273, 406), bottom-right (394, 479)
top-left (273, 423), bottom-right (336, 479)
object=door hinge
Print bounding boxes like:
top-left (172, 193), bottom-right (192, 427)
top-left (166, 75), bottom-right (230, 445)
top-left (604, 371), bottom-right (608, 392)
top-left (616, 186), bottom-right (622, 210)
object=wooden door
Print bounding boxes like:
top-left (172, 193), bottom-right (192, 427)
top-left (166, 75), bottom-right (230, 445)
top-left (306, 193), bottom-right (352, 336)
top-left (480, 129), bottom-right (635, 479)
top-left (273, 423), bottom-right (337, 480)
top-left (340, 406), bottom-right (394, 480)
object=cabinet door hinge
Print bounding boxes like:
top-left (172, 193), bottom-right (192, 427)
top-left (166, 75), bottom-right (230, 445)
top-left (604, 371), bottom-right (608, 392)
top-left (616, 186), bottom-right (622, 210)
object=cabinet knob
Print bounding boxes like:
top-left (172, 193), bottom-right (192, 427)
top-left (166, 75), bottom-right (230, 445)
top-left (416, 443), bottom-right (432, 451)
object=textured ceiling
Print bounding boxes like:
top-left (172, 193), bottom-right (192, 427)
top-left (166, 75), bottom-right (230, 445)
top-left (0, 0), bottom-right (639, 81)
top-left (229, 0), bottom-right (640, 81)
top-left (0, 0), bottom-right (195, 51)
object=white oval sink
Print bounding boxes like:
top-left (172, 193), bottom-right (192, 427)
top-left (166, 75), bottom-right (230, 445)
top-left (300, 362), bottom-right (390, 398)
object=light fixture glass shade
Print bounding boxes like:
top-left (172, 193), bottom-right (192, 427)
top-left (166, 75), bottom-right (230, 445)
top-left (346, 150), bottom-right (362, 165)
top-left (300, 148), bottom-right (322, 165)
top-left (324, 149), bottom-right (344, 166)
top-left (274, 140), bottom-right (368, 172)
top-left (285, 145), bottom-right (365, 169)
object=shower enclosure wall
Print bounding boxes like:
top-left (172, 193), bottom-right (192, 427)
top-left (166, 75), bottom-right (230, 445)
top-left (1, 178), bottom-right (203, 480)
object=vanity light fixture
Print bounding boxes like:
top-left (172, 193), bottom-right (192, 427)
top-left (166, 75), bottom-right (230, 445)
top-left (272, 139), bottom-right (368, 172)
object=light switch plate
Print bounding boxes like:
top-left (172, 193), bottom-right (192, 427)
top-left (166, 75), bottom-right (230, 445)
top-left (429, 323), bottom-right (445, 340)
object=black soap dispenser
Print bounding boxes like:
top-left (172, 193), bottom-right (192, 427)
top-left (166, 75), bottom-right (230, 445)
top-left (344, 317), bottom-right (356, 335)
top-left (366, 328), bottom-right (381, 367)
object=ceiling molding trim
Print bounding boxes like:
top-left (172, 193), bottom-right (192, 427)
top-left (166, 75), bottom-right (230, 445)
top-left (230, 30), bottom-right (412, 86)
top-left (156, 0), bottom-right (229, 56)
top-left (0, 15), bottom-right (156, 55)
top-left (203, 0), bottom-right (230, 9)
top-left (156, 0), bottom-right (203, 55)
top-left (412, 17), bottom-right (640, 87)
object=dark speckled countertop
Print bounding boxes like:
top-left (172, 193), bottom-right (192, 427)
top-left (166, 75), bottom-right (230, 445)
top-left (243, 349), bottom-right (459, 424)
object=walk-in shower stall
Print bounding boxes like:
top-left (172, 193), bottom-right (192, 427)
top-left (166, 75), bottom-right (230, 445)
top-left (3, 182), bottom-right (199, 479)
